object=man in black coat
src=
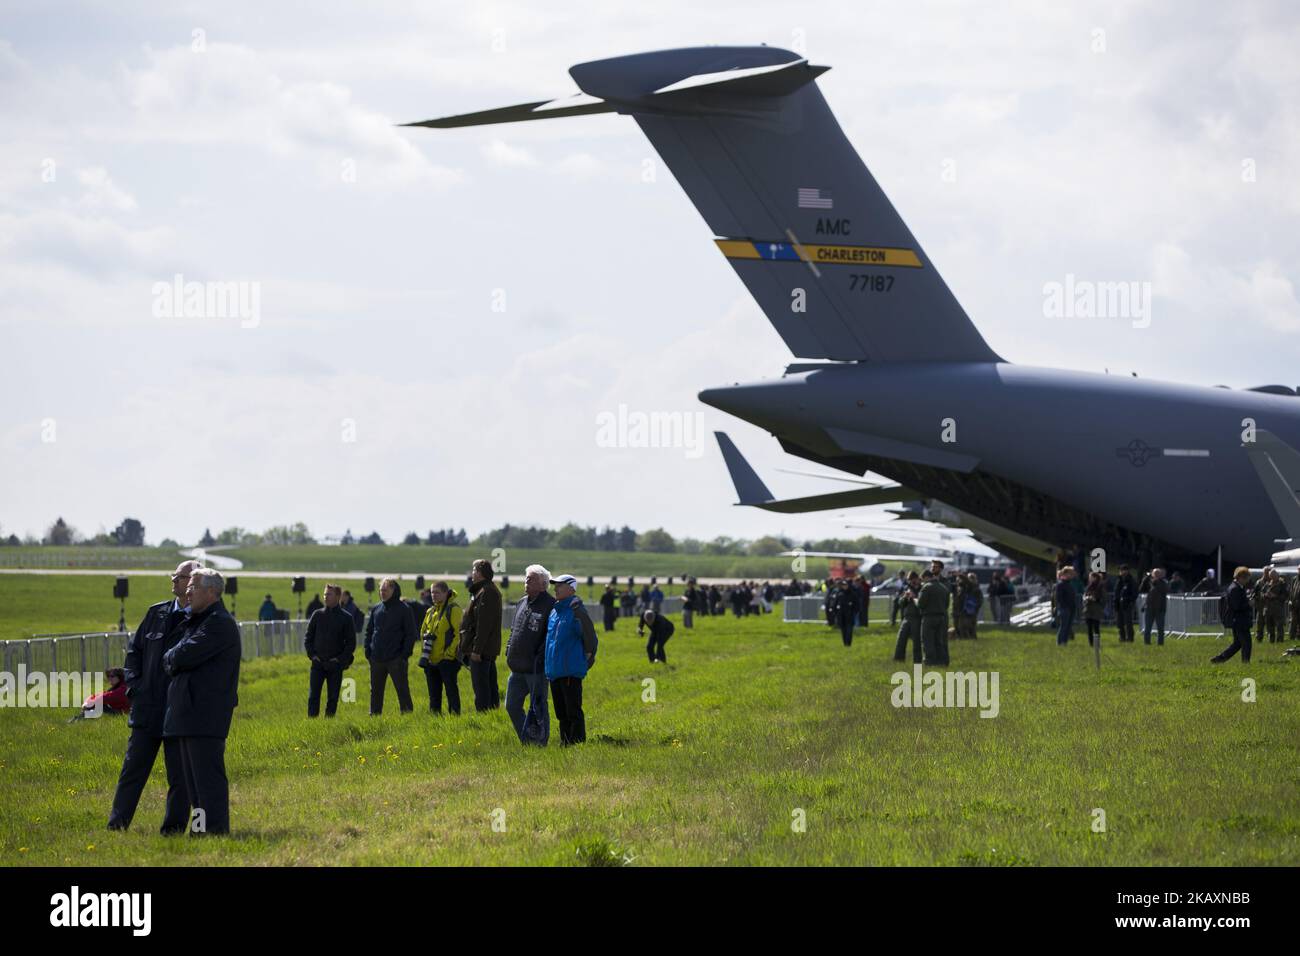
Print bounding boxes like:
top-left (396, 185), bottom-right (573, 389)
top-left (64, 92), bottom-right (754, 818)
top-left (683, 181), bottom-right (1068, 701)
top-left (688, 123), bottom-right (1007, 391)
top-left (163, 567), bottom-right (242, 836)
top-left (364, 577), bottom-right (416, 714)
top-left (305, 583), bottom-right (357, 717)
top-left (107, 559), bottom-right (198, 833)
top-left (1212, 567), bottom-right (1255, 664)
top-left (1114, 565), bottom-right (1138, 643)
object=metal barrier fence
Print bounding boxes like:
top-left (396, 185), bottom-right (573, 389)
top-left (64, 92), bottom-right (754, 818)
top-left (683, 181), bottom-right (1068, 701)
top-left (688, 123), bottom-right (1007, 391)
top-left (2, 620), bottom-right (309, 675)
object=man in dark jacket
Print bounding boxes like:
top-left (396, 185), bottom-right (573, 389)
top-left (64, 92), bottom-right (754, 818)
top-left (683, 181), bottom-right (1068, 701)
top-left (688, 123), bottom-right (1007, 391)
top-left (364, 577), bottom-right (416, 715)
top-left (163, 567), bottom-right (241, 836)
top-left (599, 584), bottom-right (618, 632)
top-left (504, 565), bottom-right (556, 745)
top-left (639, 609), bottom-right (675, 663)
top-left (305, 583), bottom-right (357, 717)
top-left (1054, 568), bottom-right (1079, 646)
top-left (1114, 565), bottom-right (1138, 642)
top-left (1143, 567), bottom-right (1170, 645)
top-left (831, 579), bottom-right (860, 647)
top-left (460, 559), bottom-right (503, 712)
top-left (107, 560), bottom-right (197, 833)
top-left (1212, 567), bottom-right (1255, 664)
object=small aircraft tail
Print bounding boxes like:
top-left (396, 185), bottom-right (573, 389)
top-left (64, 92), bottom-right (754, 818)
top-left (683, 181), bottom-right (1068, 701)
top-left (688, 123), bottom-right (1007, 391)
top-left (408, 46), bottom-right (1002, 364)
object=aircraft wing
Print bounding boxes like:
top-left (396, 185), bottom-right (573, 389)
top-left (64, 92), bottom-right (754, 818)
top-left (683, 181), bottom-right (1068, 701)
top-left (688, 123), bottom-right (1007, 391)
top-left (715, 432), bottom-right (916, 512)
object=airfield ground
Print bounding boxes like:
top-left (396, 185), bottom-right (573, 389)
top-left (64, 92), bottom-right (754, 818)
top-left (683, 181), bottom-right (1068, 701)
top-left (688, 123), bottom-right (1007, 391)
top-left (1, 590), bottom-right (1296, 866)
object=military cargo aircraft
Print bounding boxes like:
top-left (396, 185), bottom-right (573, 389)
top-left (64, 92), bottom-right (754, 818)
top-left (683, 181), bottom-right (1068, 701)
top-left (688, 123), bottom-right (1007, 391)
top-left (409, 45), bottom-right (1300, 573)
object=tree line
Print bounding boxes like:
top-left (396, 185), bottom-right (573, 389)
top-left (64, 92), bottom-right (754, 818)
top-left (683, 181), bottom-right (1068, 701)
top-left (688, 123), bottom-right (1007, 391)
top-left (5, 517), bottom-right (919, 558)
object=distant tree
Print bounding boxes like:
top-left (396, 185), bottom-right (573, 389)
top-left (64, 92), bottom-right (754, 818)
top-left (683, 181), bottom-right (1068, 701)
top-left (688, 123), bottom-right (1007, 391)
top-left (748, 535), bottom-right (787, 557)
top-left (359, 531), bottom-right (385, 546)
top-left (552, 522), bottom-right (593, 550)
top-left (112, 517), bottom-right (146, 547)
top-left (637, 528), bottom-right (676, 553)
top-left (454, 528), bottom-right (468, 546)
top-left (341, 528), bottom-right (355, 545)
top-left (679, 537), bottom-right (703, 554)
top-left (595, 526), bottom-right (619, 551)
top-left (402, 532), bottom-right (421, 546)
top-left (158, 538), bottom-right (179, 549)
top-left (704, 536), bottom-right (742, 556)
top-left (616, 525), bottom-right (638, 552)
top-left (199, 528), bottom-right (216, 547)
top-left (45, 517), bottom-right (76, 546)
top-left (4, 534), bottom-right (19, 547)
top-left (261, 523), bottom-right (315, 546)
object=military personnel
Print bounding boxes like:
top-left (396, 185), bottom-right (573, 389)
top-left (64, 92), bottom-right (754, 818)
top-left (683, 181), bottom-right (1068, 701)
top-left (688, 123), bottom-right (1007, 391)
top-left (1260, 567), bottom-right (1288, 644)
top-left (892, 572), bottom-right (922, 663)
top-left (916, 569), bottom-right (950, 666)
top-left (1288, 573), bottom-right (1300, 641)
top-left (108, 560), bottom-right (198, 833)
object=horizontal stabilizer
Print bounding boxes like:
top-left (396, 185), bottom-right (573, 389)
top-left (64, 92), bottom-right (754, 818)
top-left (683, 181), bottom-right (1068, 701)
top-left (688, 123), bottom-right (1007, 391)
top-left (402, 94), bottom-right (614, 129)
top-left (715, 431), bottom-right (914, 512)
top-left (749, 486), bottom-right (916, 514)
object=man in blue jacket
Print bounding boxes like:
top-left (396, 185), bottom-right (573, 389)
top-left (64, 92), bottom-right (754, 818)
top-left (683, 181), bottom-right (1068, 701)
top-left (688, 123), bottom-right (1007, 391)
top-left (107, 559), bottom-right (198, 833)
top-left (364, 577), bottom-right (417, 714)
top-left (163, 567), bottom-right (241, 835)
top-left (544, 574), bottom-right (598, 746)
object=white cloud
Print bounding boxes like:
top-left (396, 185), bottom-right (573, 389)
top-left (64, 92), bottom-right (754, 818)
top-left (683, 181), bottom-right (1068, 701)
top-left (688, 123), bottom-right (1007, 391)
top-left (481, 138), bottom-right (538, 167)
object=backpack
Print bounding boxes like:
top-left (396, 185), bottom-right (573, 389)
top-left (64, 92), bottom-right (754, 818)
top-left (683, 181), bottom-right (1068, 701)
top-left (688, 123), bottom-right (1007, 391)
top-left (962, 594), bottom-right (979, 616)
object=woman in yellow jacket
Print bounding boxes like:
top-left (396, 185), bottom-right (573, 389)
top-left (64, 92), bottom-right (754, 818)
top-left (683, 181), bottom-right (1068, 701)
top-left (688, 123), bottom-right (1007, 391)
top-left (417, 582), bottom-right (463, 715)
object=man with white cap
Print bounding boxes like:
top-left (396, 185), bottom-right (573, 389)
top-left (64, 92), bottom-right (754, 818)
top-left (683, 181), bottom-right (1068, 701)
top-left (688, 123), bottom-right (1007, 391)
top-left (504, 564), bottom-right (556, 745)
top-left (544, 573), bottom-right (598, 745)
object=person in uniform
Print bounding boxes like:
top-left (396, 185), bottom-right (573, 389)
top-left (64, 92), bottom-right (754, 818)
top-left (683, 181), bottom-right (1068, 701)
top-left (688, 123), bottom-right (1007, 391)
top-left (107, 559), bottom-right (198, 833)
top-left (917, 569), bottom-right (950, 666)
top-left (892, 572), bottom-right (922, 663)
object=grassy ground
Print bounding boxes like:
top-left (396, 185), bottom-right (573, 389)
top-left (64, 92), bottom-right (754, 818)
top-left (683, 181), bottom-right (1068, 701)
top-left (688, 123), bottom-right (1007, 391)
top-left (1, 610), bottom-right (1296, 866)
top-left (0, 574), bottom-right (685, 639)
top-left (0, 544), bottom-right (819, 579)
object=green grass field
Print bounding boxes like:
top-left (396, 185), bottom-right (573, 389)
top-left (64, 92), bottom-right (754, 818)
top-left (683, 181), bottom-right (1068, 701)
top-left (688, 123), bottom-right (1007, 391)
top-left (0, 574), bottom-right (686, 639)
top-left (0, 544), bottom-right (814, 579)
top-left (1, 608), bottom-right (1297, 866)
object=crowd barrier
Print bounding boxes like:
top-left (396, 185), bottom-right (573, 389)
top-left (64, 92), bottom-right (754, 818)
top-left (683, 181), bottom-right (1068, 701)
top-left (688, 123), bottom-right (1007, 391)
top-left (2, 620), bottom-right (309, 675)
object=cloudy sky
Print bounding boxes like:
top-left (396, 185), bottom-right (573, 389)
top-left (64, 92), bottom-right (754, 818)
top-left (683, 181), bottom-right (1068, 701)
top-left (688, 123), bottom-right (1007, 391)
top-left (1, 1), bottom-right (1297, 547)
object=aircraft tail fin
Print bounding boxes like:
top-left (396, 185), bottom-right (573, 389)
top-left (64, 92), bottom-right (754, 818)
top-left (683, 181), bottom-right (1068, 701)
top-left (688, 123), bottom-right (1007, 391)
top-left (1244, 430), bottom-right (1300, 539)
top-left (410, 46), bottom-right (1002, 363)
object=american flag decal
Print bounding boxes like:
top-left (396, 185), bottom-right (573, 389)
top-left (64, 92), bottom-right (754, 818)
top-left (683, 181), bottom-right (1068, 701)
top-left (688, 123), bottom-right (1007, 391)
top-left (797, 187), bottom-right (833, 209)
